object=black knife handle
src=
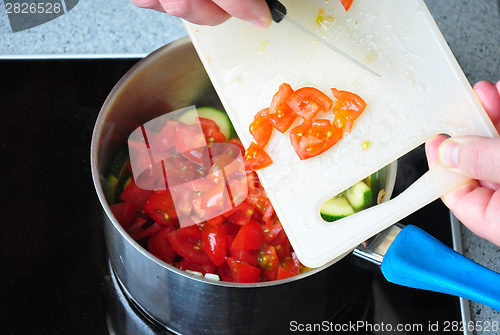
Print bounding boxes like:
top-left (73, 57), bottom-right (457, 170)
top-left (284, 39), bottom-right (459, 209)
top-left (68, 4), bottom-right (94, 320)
top-left (265, 0), bottom-right (287, 23)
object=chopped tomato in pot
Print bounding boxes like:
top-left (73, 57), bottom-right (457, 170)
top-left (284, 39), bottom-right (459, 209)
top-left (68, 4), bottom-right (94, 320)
top-left (229, 248), bottom-right (259, 266)
top-left (167, 230), bottom-right (212, 265)
top-left (198, 117), bottom-right (227, 143)
top-left (226, 257), bottom-right (261, 283)
top-left (286, 87), bottom-right (333, 121)
top-left (249, 108), bottom-right (273, 148)
top-left (231, 220), bottom-right (265, 250)
top-left (277, 266), bottom-right (297, 280)
top-left (142, 190), bottom-right (178, 224)
top-left (150, 120), bottom-right (177, 152)
top-left (178, 224), bottom-right (203, 239)
top-left (174, 123), bottom-right (207, 165)
top-left (148, 226), bottom-right (177, 263)
top-left (119, 179), bottom-right (153, 208)
top-left (110, 202), bottom-right (138, 230)
top-left (127, 219), bottom-right (163, 241)
top-left (201, 223), bottom-right (227, 266)
top-left (289, 119), bottom-right (344, 160)
top-left (176, 259), bottom-right (216, 275)
top-left (223, 139), bottom-right (245, 160)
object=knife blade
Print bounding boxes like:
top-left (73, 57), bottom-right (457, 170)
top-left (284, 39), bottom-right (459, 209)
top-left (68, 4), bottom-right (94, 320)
top-left (265, 0), bottom-right (380, 77)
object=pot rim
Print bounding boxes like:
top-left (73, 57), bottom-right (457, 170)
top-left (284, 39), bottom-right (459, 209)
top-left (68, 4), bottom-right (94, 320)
top-left (91, 36), bottom-right (398, 289)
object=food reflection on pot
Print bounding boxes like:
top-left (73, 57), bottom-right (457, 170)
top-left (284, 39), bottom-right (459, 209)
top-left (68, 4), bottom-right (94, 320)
top-left (91, 37), bottom-right (397, 334)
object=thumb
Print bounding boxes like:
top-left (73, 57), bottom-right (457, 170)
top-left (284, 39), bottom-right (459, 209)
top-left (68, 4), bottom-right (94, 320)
top-left (438, 136), bottom-right (500, 184)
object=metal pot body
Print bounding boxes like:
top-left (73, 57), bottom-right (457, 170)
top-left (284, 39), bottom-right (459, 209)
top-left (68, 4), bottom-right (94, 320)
top-left (91, 37), bottom-right (389, 334)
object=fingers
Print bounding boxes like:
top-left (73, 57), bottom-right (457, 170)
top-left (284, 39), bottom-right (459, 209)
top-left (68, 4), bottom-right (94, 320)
top-left (441, 181), bottom-right (500, 246)
top-left (131, 0), bottom-right (272, 27)
top-left (212, 0), bottom-right (272, 28)
top-left (473, 80), bottom-right (500, 132)
top-left (158, 0), bottom-right (231, 26)
top-left (424, 134), bottom-right (447, 168)
top-left (437, 136), bottom-right (500, 185)
top-left (132, 0), bottom-right (166, 12)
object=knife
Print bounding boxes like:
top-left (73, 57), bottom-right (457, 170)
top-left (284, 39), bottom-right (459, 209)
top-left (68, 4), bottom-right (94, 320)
top-left (265, 0), bottom-right (380, 77)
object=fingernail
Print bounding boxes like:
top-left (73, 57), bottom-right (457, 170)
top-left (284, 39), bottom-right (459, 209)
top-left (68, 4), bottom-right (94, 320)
top-left (250, 19), bottom-right (271, 28)
top-left (438, 140), bottom-right (459, 168)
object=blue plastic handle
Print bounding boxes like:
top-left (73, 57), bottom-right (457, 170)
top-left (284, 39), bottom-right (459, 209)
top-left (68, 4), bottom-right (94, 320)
top-left (381, 225), bottom-right (500, 311)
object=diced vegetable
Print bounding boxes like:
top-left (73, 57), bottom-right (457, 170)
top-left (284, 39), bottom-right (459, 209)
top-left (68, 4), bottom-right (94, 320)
top-left (320, 195), bottom-right (355, 222)
top-left (105, 146), bottom-right (130, 205)
top-left (344, 181), bottom-right (372, 210)
top-left (178, 107), bottom-right (235, 141)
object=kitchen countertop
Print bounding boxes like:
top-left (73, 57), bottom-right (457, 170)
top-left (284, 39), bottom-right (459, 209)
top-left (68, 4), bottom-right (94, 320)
top-left (1, 0), bottom-right (499, 331)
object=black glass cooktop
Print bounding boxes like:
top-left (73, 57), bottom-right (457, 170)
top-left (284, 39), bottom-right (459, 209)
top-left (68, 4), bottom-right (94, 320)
top-left (0, 58), bottom-right (461, 334)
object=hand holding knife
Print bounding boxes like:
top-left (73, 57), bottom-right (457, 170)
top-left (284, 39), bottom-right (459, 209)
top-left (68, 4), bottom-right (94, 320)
top-left (265, 0), bottom-right (380, 77)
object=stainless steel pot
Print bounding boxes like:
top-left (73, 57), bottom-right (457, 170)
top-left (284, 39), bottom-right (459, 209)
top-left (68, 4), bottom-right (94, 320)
top-left (91, 37), bottom-right (397, 335)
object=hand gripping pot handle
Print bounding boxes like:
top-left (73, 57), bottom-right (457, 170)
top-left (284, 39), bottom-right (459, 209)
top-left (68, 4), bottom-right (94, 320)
top-left (381, 225), bottom-right (500, 311)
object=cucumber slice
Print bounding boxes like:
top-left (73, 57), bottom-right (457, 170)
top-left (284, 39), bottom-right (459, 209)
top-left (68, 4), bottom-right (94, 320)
top-left (364, 170), bottom-right (382, 207)
top-left (344, 181), bottom-right (373, 211)
top-left (109, 146), bottom-right (130, 179)
top-left (320, 195), bottom-right (355, 222)
top-left (114, 174), bottom-right (132, 204)
top-left (178, 107), bottom-right (235, 141)
top-left (105, 146), bottom-right (130, 205)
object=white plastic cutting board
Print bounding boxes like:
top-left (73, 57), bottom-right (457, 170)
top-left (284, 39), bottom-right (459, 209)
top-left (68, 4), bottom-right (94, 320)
top-left (183, 0), bottom-right (498, 268)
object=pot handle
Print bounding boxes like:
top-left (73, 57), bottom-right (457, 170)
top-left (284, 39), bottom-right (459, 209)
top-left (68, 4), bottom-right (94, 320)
top-left (381, 225), bottom-right (500, 311)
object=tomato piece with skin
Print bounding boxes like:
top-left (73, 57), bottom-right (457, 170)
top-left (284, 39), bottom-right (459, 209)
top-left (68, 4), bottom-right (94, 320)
top-left (289, 119), bottom-right (343, 160)
top-left (151, 120), bottom-right (177, 152)
top-left (119, 179), bottom-right (154, 208)
top-left (110, 202), bottom-right (138, 230)
top-left (331, 88), bottom-right (367, 133)
top-left (286, 87), bottom-right (333, 121)
top-left (174, 123), bottom-right (207, 165)
top-left (226, 257), bottom-right (261, 283)
top-left (223, 138), bottom-right (245, 158)
top-left (244, 171), bottom-right (267, 213)
top-left (340, 0), bottom-right (353, 11)
top-left (227, 208), bottom-right (253, 226)
top-left (282, 251), bottom-right (301, 274)
top-left (218, 261), bottom-right (234, 282)
top-left (258, 245), bottom-right (279, 271)
top-left (268, 83), bottom-right (297, 133)
top-left (149, 210), bottom-right (177, 226)
top-left (201, 223), bottom-right (227, 266)
top-left (223, 199), bottom-right (254, 218)
top-left (167, 230), bottom-right (212, 264)
top-left (243, 142), bottom-right (273, 171)
top-left (261, 200), bottom-right (274, 224)
top-left (148, 226), bottom-right (177, 263)
top-left (230, 248), bottom-right (259, 266)
top-left (200, 181), bottom-right (226, 211)
top-left (263, 219), bottom-right (283, 244)
top-left (198, 117), bottom-right (227, 143)
top-left (176, 259), bottom-right (216, 275)
top-left (127, 219), bottom-right (163, 241)
top-left (231, 220), bottom-right (264, 250)
top-left (277, 266), bottom-right (297, 280)
top-left (249, 108), bottom-right (273, 149)
top-left (178, 223), bottom-right (203, 240)
top-left (142, 191), bottom-right (178, 225)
